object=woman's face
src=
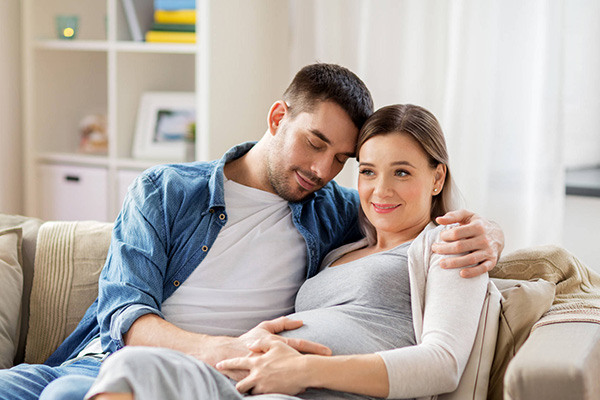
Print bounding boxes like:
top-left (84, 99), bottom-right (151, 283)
top-left (358, 133), bottom-right (445, 242)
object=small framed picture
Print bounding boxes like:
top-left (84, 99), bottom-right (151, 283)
top-left (132, 92), bottom-right (196, 161)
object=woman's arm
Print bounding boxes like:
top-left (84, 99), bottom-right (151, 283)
top-left (378, 248), bottom-right (489, 397)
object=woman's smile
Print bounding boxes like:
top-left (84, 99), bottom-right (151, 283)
top-left (371, 203), bottom-right (401, 213)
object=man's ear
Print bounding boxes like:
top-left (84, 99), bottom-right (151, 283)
top-left (267, 101), bottom-right (288, 136)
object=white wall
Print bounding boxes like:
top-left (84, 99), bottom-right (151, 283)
top-left (563, 0), bottom-right (600, 168)
top-left (0, 0), bottom-right (22, 214)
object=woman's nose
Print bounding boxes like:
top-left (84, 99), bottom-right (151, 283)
top-left (373, 176), bottom-right (393, 197)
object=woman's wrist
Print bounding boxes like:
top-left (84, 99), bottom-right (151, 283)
top-left (300, 354), bottom-right (390, 397)
top-left (302, 354), bottom-right (327, 389)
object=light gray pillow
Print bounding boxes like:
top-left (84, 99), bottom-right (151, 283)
top-left (0, 227), bottom-right (24, 369)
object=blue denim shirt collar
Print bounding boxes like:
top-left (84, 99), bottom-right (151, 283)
top-left (206, 141), bottom-right (257, 211)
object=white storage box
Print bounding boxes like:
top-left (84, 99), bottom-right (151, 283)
top-left (38, 164), bottom-right (108, 221)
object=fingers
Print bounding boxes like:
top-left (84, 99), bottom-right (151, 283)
top-left (257, 317), bottom-right (303, 334)
top-left (459, 262), bottom-right (492, 278)
top-left (433, 234), bottom-right (490, 256)
top-left (282, 337), bottom-right (332, 356)
top-left (249, 336), bottom-right (331, 356)
top-left (437, 220), bottom-right (486, 244)
top-left (438, 249), bottom-right (486, 268)
top-left (247, 338), bottom-right (275, 353)
top-left (216, 356), bottom-right (252, 371)
top-left (220, 368), bottom-right (249, 382)
top-left (435, 209), bottom-right (476, 225)
top-left (235, 376), bottom-right (255, 394)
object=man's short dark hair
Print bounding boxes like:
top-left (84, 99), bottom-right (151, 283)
top-left (283, 63), bottom-right (374, 130)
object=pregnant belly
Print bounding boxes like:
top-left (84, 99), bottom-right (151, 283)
top-left (278, 307), bottom-right (410, 356)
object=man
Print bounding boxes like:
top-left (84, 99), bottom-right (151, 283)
top-left (0, 63), bottom-right (503, 400)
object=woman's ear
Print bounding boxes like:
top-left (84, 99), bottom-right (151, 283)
top-left (267, 101), bottom-right (288, 136)
top-left (433, 164), bottom-right (447, 196)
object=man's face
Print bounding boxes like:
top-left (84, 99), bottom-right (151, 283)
top-left (266, 101), bottom-right (358, 202)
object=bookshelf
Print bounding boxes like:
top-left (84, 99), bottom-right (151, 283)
top-left (22, 0), bottom-right (291, 221)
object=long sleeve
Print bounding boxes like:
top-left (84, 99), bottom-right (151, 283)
top-left (97, 172), bottom-right (171, 353)
top-left (377, 231), bottom-right (489, 399)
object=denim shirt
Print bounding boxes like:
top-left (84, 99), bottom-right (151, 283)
top-left (45, 142), bottom-right (361, 366)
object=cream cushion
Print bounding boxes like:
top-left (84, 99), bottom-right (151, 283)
top-left (487, 278), bottom-right (556, 399)
top-left (0, 227), bottom-right (24, 368)
top-left (25, 221), bottom-right (113, 364)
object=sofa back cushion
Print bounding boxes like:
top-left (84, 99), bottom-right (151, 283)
top-left (0, 227), bottom-right (24, 368)
top-left (487, 277), bottom-right (555, 399)
top-left (25, 220), bottom-right (113, 364)
top-left (0, 214), bottom-right (43, 365)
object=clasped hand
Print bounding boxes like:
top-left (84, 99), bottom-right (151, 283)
top-left (218, 316), bottom-right (330, 385)
top-left (217, 338), bottom-right (310, 395)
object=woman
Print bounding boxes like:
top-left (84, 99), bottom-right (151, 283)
top-left (86, 104), bottom-right (488, 400)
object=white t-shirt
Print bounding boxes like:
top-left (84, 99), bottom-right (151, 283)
top-left (161, 178), bottom-right (307, 336)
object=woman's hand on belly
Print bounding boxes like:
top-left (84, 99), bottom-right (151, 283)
top-left (217, 339), bottom-right (314, 395)
top-left (220, 317), bottom-right (332, 382)
top-left (217, 340), bottom-right (391, 398)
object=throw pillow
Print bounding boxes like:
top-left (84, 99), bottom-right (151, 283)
top-left (0, 227), bottom-right (24, 369)
top-left (487, 277), bottom-right (556, 400)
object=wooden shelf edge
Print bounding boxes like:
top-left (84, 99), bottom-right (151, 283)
top-left (115, 41), bottom-right (197, 54)
top-left (34, 40), bottom-right (110, 52)
top-left (36, 152), bottom-right (110, 166)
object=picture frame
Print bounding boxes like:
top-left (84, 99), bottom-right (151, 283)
top-left (132, 92), bottom-right (196, 161)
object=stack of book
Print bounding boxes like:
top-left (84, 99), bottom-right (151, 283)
top-left (145, 0), bottom-right (196, 43)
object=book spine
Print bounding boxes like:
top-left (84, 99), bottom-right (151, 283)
top-left (145, 31), bottom-right (196, 43)
top-left (154, 0), bottom-right (196, 11)
top-left (154, 10), bottom-right (197, 24)
top-left (152, 23), bottom-right (195, 33)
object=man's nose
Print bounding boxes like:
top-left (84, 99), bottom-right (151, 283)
top-left (311, 156), bottom-right (334, 182)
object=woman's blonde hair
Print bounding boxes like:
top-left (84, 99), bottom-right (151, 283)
top-left (356, 104), bottom-right (456, 244)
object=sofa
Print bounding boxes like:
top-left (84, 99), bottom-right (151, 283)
top-left (1, 212), bottom-right (600, 399)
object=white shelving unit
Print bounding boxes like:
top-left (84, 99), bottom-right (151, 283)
top-left (22, 0), bottom-right (291, 221)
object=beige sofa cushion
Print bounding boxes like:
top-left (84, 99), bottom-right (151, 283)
top-left (0, 227), bottom-right (24, 369)
top-left (0, 213), bottom-right (43, 364)
top-left (25, 221), bottom-right (113, 364)
top-left (487, 278), bottom-right (556, 400)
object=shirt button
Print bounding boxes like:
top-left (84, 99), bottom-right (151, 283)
top-left (202, 245), bottom-right (208, 252)
top-left (173, 280), bottom-right (180, 287)
top-left (219, 213), bottom-right (226, 220)
top-left (209, 208), bottom-right (215, 213)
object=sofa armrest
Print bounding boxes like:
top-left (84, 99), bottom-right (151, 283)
top-left (504, 322), bottom-right (600, 400)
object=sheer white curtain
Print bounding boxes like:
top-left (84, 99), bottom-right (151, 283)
top-left (289, 0), bottom-right (567, 252)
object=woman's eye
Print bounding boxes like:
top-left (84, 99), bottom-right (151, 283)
top-left (395, 170), bottom-right (409, 177)
top-left (359, 169), bottom-right (374, 176)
